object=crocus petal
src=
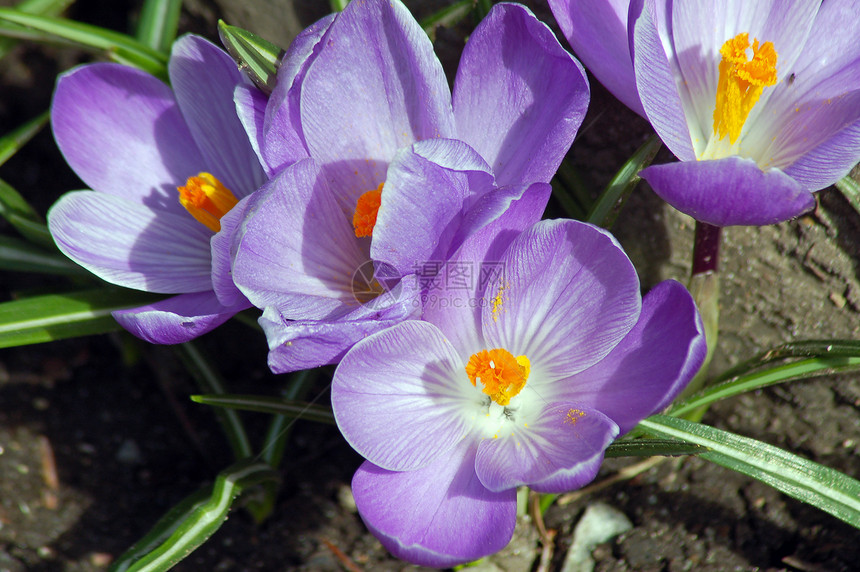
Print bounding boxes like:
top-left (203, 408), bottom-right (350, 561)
top-left (210, 193), bottom-right (255, 308)
top-left (783, 114), bottom-right (860, 191)
top-left (260, 13), bottom-right (336, 175)
top-left (566, 280), bottom-right (706, 434)
top-left (169, 35), bottom-right (265, 196)
top-left (371, 138), bottom-right (494, 275)
top-left (233, 84), bottom-right (270, 176)
top-left (299, 0), bottom-right (455, 212)
top-left (453, 3), bottom-right (589, 186)
top-left (51, 63), bottom-right (205, 215)
top-left (482, 219), bottom-right (641, 381)
top-left (421, 182), bottom-right (550, 361)
top-left (352, 440), bottom-right (516, 568)
top-left (261, 275), bottom-right (421, 373)
top-left (231, 160), bottom-right (367, 320)
top-left (332, 320), bottom-right (470, 472)
top-left (47, 191), bottom-right (212, 293)
top-left (630, 0), bottom-right (696, 161)
top-left (475, 403), bottom-right (618, 492)
top-left (547, 0), bottom-right (644, 115)
top-left (640, 156), bottom-right (815, 227)
top-left (112, 291), bottom-right (251, 344)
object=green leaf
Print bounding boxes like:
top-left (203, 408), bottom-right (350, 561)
top-left (669, 341), bottom-right (860, 418)
top-left (0, 177), bottom-right (57, 248)
top-left (0, 235), bottom-right (89, 275)
top-left (604, 438), bottom-right (708, 458)
top-left (0, 0), bottom-right (75, 59)
top-left (135, 0), bottom-right (181, 54)
top-left (175, 342), bottom-right (253, 461)
top-left (420, 0), bottom-right (475, 40)
top-left (0, 288), bottom-right (163, 347)
top-left (0, 111), bottom-right (48, 168)
top-left (329, 0), bottom-right (349, 11)
top-left (834, 173), bottom-right (860, 215)
top-left (217, 21), bottom-right (283, 94)
top-left (110, 459), bottom-right (280, 572)
top-left (0, 9), bottom-right (168, 78)
top-left (638, 415), bottom-right (860, 528)
top-left (587, 135), bottom-right (662, 228)
top-left (191, 393), bottom-right (336, 425)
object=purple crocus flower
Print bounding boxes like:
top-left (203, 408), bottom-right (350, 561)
top-left (47, 35), bottom-right (265, 343)
top-left (550, 0), bottom-right (860, 227)
top-left (331, 209), bottom-right (706, 567)
top-left (221, 0), bottom-right (590, 372)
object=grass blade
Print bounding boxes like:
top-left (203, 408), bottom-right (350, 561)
top-left (0, 111), bottom-right (48, 167)
top-left (638, 415), bottom-right (860, 528)
top-left (834, 173), bottom-right (860, 215)
top-left (0, 0), bottom-right (75, 59)
top-left (135, 0), bottom-right (181, 54)
top-left (0, 288), bottom-right (162, 347)
top-left (111, 459), bottom-right (280, 572)
top-left (0, 234), bottom-right (90, 275)
top-left (605, 438), bottom-right (708, 458)
top-left (420, 0), bottom-right (474, 40)
top-left (191, 393), bottom-right (336, 425)
top-left (0, 8), bottom-right (168, 77)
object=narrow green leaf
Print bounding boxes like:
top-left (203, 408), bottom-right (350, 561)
top-left (0, 9), bottom-right (168, 77)
top-left (834, 173), bottom-right (860, 215)
top-left (175, 342), bottom-right (253, 461)
top-left (0, 111), bottom-right (48, 167)
top-left (604, 438), bottom-right (708, 458)
top-left (329, 0), bottom-right (349, 11)
top-left (0, 235), bottom-right (89, 275)
top-left (0, 0), bottom-right (75, 59)
top-left (714, 339), bottom-right (860, 384)
top-left (552, 159), bottom-right (591, 219)
top-left (638, 415), bottom-right (860, 528)
top-left (474, 0), bottom-right (493, 19)
top-left (0, 288), bottom-right (162, 347)
top-left (587, 135), bottom-right (662, 228)
top-left (191, 393), bottom-right (337, 425)
top-left (111, 459), bottom-right (280, 572)
top-left (420, 0), bottom-right (475, 40)
top-left (217, 21), bottom-right (283, 94)
top-left (135, 0), bottom-right (181, 53)
top-left (669, 356), bottom-right (860, 418)
top-left (0, 175), bottom-right (41, 223)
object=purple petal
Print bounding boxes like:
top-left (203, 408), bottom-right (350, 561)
top-left (260, 14), bottom-right (335, 175)
top-left (547, 0), bottom-right (644, 115)
top-left (630, 0), bottom-right (696, 161)
top-left (210, 193), bottom-right (255, 307)
top-left (482, 220), bottom-right (641, 381)
top-left (352, 440), bottom-right (516, 568)
top-left (640, 156), bottom-right (815, 226)
top-left (233, 84), bottom-right (270, 176)
top-left (112, 291), bottom-right (251, 344)
top-left (231, 160), bottom-right (367, 319)
top-left (169, 35), bottom-right (266, 197)
top-left (299, 0), bottom-right (455, 212)
top-left (51, 63), bottom-right (205, 215)
top-left (783, 113), bottom-right (860, 191)
top-left (421, 183), bottom-right (550, 360)
top-left (47, 191), bottom-right (212, 293)
top-left (453, 3), bottom-right (590, 186)
top-left (475, 403), bottom-right (618, 492)
top-left (371, 139), bottom-right (494, 275)
top-left (567, 280), bottom-right (706, 434)
top-left (260, 275), bottom-right (421, 373)
top-left (333, 320), bottom-right (471, 471)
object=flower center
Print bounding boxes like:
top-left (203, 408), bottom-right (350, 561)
top-left (177, 173), bottom-right (239, 233)
top-left (465, 348), bottom-right (530, 406)
top-left (352, 183), bottom-right (384, 238)
top-left (712, 32), bottom-right (778, 145)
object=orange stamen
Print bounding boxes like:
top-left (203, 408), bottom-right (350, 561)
top-left (177, 172), bottom-right (238, 233)
top-left (465, 348), bottom-right (531, 406)
top-left (713, 32), bottom-right (778, 144)
top-left (352, 183), bottom-right (384, 238)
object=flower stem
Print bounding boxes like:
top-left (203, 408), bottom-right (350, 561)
top-left (680, 222), bottom-right (722, 416)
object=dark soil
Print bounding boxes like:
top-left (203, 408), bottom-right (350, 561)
top-left (1, 1), bottom-right (859, 571)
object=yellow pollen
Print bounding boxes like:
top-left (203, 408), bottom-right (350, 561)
top-left (713, 32), bottom-right (778, 144)
top-left (564, 408), bottom-right (586, 426)
top-left (465, 348), bottom-right (530, 406)
top-left (491, 283), bottom-right (506, 322)
top-left (177, 172), bottom-right (238, 233)
top-left (352, 183), bottom-right (384, 238)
